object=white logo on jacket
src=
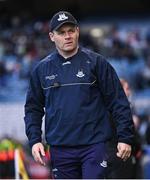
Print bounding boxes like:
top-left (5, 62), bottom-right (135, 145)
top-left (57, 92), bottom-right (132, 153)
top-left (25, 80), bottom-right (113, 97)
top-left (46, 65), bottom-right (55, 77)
top-left (86, 60), bottom-right (91, 64)
top-left (62, 61), bottom-right (71, 66)
top-left (45, 74), bottom-right (57, 80)
top-left (100, 160), bottom-right (107, 168)
top-left (58, 13), bottom-right (68, 21)
top-left (76, 70), bottom-right (85, 78)
top-left (52, 168), bottom-right (58, 172)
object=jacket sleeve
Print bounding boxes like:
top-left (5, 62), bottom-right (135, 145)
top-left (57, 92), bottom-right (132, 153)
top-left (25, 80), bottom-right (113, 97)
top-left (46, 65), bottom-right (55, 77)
top-left (96, 56), bottom-right (135, 145)
top-left (24, 65), bottom-right (45, 148)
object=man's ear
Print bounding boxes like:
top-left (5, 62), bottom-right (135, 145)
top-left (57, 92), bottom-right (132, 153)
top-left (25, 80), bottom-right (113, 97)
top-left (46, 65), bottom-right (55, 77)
top-left (49, 32), bottom-right (54, 42)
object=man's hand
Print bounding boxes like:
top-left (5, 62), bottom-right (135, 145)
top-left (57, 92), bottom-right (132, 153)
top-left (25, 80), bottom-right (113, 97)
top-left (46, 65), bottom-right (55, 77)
top-left (32, 142), bottom-right (46, 166)
top-left (116, 142), bottom-right (132, 161)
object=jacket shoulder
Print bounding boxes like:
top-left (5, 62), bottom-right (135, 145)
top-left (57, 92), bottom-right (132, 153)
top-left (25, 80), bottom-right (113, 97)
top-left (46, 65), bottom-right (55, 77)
top-left (39, 52), bottom-right (55, 66)
top-left (80, 47), bottom-right (106, 63)
top-left (33, 52), bottom-right (55, 71)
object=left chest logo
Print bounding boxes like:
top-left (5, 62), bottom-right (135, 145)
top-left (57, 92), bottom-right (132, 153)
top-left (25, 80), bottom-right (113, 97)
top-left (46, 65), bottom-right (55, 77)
top-left (45, 74), bottom-right (58, 80)
top-left (76, 70), bottom-right (85, 78)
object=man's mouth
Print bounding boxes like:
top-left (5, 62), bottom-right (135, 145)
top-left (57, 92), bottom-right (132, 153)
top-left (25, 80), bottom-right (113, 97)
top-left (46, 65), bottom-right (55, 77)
top-left (65, 41), bottom-right (73, 45)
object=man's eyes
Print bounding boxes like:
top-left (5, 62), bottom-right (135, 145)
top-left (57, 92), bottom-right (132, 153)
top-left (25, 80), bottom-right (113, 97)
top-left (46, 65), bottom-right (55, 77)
top-left (58, 31), bottom-right (65, 35)
top-left (58, 29), bottom-right (75, 35)
top-left (69, 29), bottom-right (76, 33)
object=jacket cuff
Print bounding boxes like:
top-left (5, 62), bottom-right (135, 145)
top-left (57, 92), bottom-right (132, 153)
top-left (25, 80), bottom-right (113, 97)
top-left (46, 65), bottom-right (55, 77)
top-left (29, 138), bottom-right (42, 148)
top-left (118, 137), bottom-right (134, 146)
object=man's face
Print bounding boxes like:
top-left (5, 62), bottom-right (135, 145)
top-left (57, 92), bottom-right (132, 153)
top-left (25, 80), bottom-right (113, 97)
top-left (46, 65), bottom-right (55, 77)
top-left (49, 24), bottom-right (79, 55)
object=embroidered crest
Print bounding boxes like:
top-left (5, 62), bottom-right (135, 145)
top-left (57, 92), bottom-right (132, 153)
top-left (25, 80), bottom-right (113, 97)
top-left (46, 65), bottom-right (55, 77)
top-left (58, 13), bottom-right (68, 21)
top-left (76, 70), bottom-right (85, 78)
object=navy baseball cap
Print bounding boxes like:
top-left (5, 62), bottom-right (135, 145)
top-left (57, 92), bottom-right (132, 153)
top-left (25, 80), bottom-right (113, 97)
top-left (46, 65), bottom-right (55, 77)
top-left (50, 11), bottom-right (78, 32)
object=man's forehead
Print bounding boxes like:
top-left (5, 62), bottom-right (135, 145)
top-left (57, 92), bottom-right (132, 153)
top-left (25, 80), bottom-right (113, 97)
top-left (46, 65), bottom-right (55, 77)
top-left (55, 23), bottom-right (77, 31)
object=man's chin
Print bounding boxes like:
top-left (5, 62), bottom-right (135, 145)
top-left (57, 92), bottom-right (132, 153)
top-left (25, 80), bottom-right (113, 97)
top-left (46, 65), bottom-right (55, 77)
top-left (64, 47), bottom-right (76, 52)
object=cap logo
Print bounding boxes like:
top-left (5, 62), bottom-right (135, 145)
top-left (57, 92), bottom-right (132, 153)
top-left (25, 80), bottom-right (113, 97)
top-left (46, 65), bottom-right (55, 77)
top-left (57, 13), bottom-right (68, 21)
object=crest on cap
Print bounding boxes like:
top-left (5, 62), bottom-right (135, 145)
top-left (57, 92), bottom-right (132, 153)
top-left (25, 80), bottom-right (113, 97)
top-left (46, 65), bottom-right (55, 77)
top-left (57, 13), bottom-right (68, 21)
top-left (50, 11), bottom-right (78, 32)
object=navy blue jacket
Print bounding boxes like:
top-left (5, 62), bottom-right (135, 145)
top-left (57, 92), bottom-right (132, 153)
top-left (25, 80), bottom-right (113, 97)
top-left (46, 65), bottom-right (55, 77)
top-left (24, 47), bottom-right (134, 147)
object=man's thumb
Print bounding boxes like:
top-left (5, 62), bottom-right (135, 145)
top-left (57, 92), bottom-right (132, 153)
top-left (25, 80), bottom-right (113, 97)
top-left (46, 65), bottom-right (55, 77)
top-left (40, 145), bottom-right (45, 156)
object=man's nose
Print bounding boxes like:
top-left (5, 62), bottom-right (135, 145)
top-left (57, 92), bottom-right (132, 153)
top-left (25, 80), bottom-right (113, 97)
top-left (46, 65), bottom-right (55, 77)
top-left (64, 32), bottom-right (71, 38)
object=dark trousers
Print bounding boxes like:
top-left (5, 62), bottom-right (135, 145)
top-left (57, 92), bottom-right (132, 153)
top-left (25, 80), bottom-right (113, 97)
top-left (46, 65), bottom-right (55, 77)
top-left (49, 142), bottom-right (108, 179)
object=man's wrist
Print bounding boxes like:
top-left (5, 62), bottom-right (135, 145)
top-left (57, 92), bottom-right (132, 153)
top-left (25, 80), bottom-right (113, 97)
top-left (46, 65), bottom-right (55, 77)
top-left (29, 139), bottom-right (42, 148)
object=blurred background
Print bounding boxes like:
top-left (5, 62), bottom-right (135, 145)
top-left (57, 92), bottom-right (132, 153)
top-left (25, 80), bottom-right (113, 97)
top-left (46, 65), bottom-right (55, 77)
top-left (0, 0), bottom-right (150, 178)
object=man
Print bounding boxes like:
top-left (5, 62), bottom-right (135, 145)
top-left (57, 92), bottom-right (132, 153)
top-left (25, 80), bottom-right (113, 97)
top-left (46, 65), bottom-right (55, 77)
top-left (24, 11), bottom-right (135, 179)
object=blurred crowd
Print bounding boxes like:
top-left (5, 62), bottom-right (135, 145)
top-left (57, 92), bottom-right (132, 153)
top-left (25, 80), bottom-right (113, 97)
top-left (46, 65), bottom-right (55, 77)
top-left (0, 16), bottom-right (150, 178)
top-left (0, 16), bottom-right (53, 85)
